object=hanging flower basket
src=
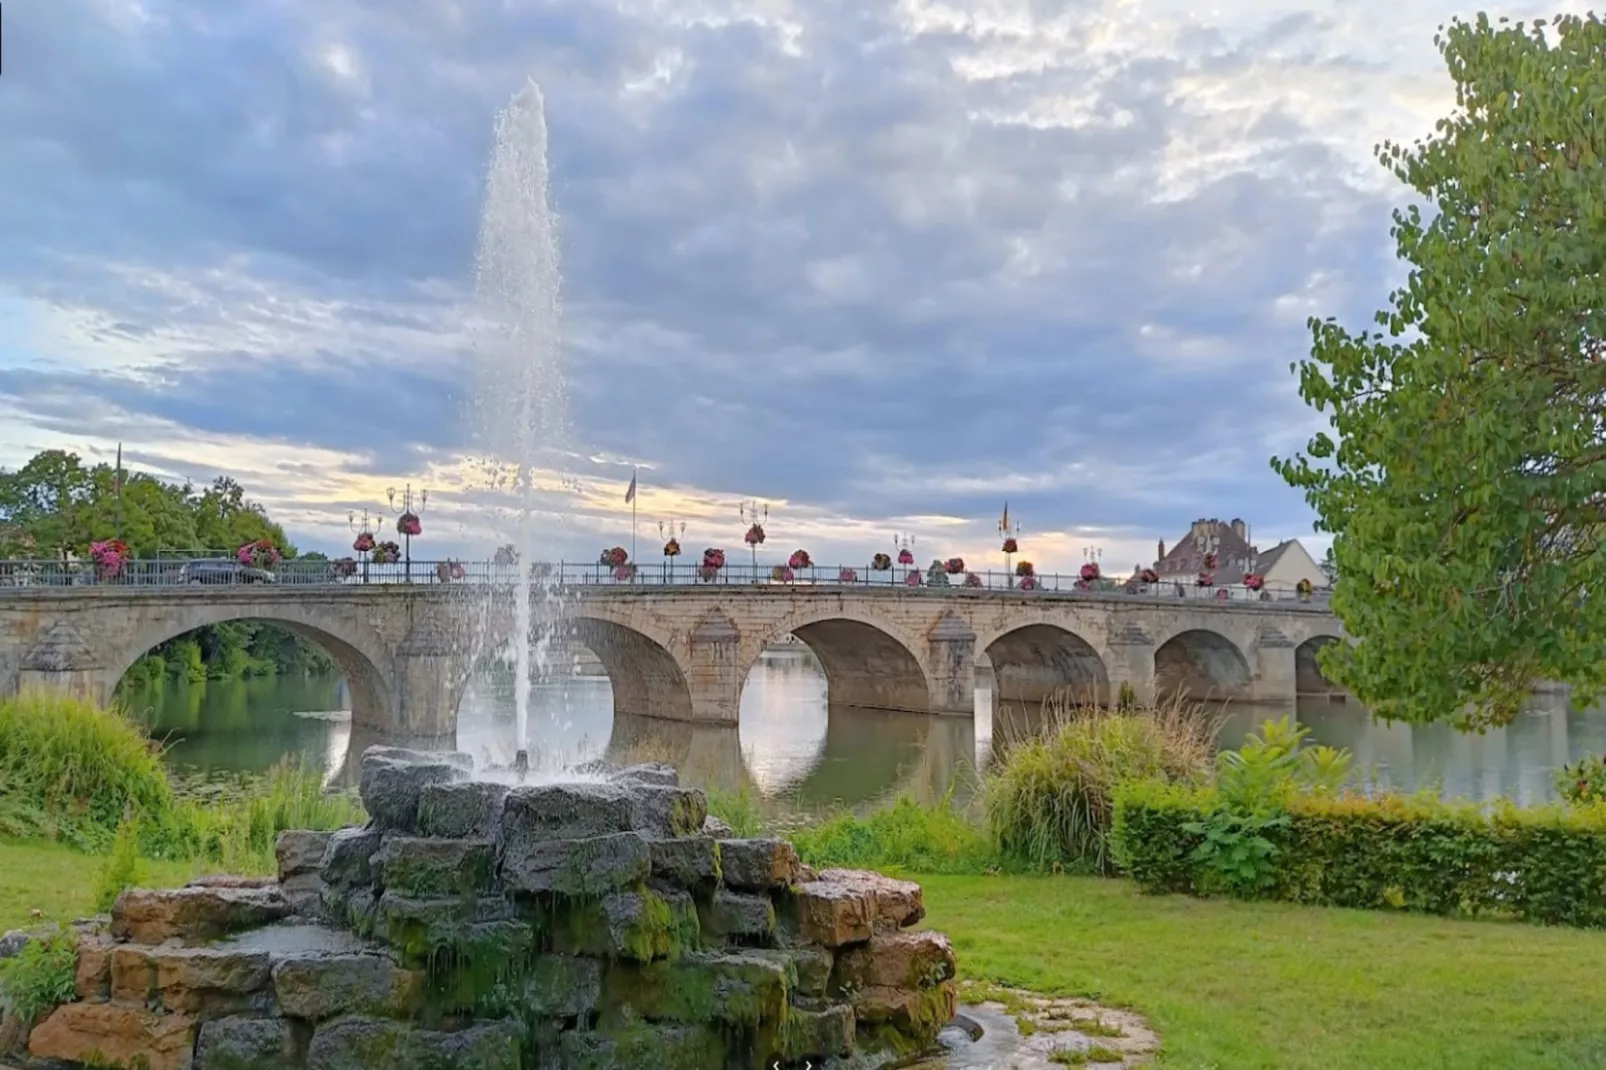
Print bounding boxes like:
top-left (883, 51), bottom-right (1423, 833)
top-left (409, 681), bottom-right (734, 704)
top-left (434, 560), bottom-right (467, 583)
top-left (772, 565), bottom-right (795, 583)
top-left (897, 548), bottom-right (915, 566)
top-left (1139, 568), bottom-right (1159, 584)
top-left (600, 547), bottom-right (629, 568)
top-left (397, 512), bottom-right (422, 537)
top-left (745, 524), bottom-right (767, 547)
top-left (699, 566), bottom-right (720, 582)
top-left (353, 532), bottom-right (376, 554)
top-left (1080, 562), bottom-right (1101, 582)
top-left (1076, 580), bottom-right (1091, 592)
top-left (332, 557), bottom-right (358, 579)
top-left (1018, 575), bottom-right (1040, 591)
top-left (493, 544), bottom-right (518, 566)
top-left (1244, 573), bottom-right (1264, 591)
top-left (236, 539), bottom-right (280, 569)
top-left (788, 549), bottom-right (812, 569)
top-left (372, 541), bottom-right (401, 565)
top-left (871, 553), bottom-right (892, 571)
top-left (663, 539), bottom-right (682, 558)
top-left (960, 572), bottom-right (980, 588)
top-left (1297, 577), bottom-right (1314, 600)
top-left (614, 563), bottom-right (638, 582)
top-left (1197, 571), bottom-right (1215, 587)
top-left (1216, 587), bottom-right (1231, 601)
top-left (702, 548), bottom-right (726, 571)
top-left (839, 567), bottom-right (858, 583)
top-left (1002, 537), bottom-right (1018, 554)
top-left (905, 570), bottom-right (923, 586)
top-left (1015, 561), bottom-right (1035, 577)
top-left (1203, 552), bottom-right (1217, 570)
top-left (89, 539), bottom-right (129, 579)
top-left (944, 557), bottom-right (965, 575)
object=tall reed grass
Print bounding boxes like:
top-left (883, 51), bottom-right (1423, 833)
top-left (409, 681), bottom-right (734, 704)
top-left (984, 688), bottom-right (1221, 873)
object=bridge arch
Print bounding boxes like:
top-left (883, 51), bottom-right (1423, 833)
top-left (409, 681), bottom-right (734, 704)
top-left (1296, 635), bottom-right (1344, 696)
top-left (1153, 627), bottom-right (1253, 702)
top-left (983, 623), bottom-right (1110, 711)
top-left (564, 615), bottom-right (695, 722)
top-left (750, 607), bottom-right (934, 713)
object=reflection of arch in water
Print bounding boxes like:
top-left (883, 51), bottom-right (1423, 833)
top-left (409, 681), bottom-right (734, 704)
top-left (606, 713), bottom-right (752, 795)
top-left (983, 624), bottom-right (1110, 712)
top-left (738, 653), bottom-right (829, 797)
top-left (1154, 629), bottom-right (1252, 701)
top-left (1295, 636), bottom-right (1343, 696)
top-left (785, 706), bottom-right (934, 811)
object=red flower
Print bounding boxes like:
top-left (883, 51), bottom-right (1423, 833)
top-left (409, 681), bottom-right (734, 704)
top-left (745, 524), bottom-right (766, 546)
top-left (897, 548), bottom-right (915, 566)
top-left (1244, 573), bottom-right (1264, 591)
top-left (1001, 537), bottom-right (1018, 554)
top-left (945, 557), bottom-right (965, 575)
top-left (773, 565), bottom-right (795, 583)
top-left (1197, 571), bottom-right (1215, 587)
top-left (789, 549), bottom-right (812, 569)
top-left (964, 572), bottom-right (983, 588)
top-left (353, 532), bottom-right (376, 554)
top-left (1080, 562), bottom-right (1100, 582)
top-left (905, 570), bottom-right (922, 586)
top-left (397, 511), bottom-right (422, 537)
top-left (702, 548), bottom-right (726, 570)
top-left (839, 567), bottom-right (858, 583)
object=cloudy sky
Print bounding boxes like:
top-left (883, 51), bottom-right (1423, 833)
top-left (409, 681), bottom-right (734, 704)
top-left (0, 0), bottom-right (1586, 574)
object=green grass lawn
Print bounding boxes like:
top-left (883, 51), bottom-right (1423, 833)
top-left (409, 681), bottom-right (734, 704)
top-left (0, 839), bottom-right (209, 932)
top-left (5, 840), bottom-right (1605, 1069)
top-left (925, 875), bottom-right (1606, 1070)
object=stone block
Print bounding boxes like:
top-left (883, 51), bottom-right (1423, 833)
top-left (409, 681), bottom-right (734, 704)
top-left (273, 953), bottom-right (421, 1021)
top-left (307, 1015), bottom-right (520, 1070)
top-left (322, 886), bottom-right (380, 939)
top-left (610, 762), bottom-right (679, 786)
top-left (628, 784), bottom-right (708, 839)
top-left (850, 979), bottom-right (958, 1043)
top-left (701, 815), bottom-right (735, 838)
top-left (833, 931), bottom-right (956, 991)
top-left (111, 944), bottom-right (157, 1003)
top-left (599, 951), bottom-right (790, 1027)
top-left (111, 885), bottom-right (293, 945)
top-left (779, 1003), bottom-right (855, 1062)
top-left (648, 836), bottom-right (722, 889)
top-left (815, 868), bottom-right (925, 932)
top-left (719, 838), bottom-right (801, 891)
top-left (371, 836), bottom-right (497, 898)
top-left (700, 888), bottom-right (775, 943)
top-left (500, 832), bottom-right (650, 898)
top-left (500, 783), bottom-right (637, 847)
top-left (320, 827), bottom-right (383, 889)
top-left (150, 946), bottom-right (275, 1019)
top-left (277, 830), bottom-right (334, 880)
top-left (553, 885), bottom-right (699, 963)
top-left (363, 745), bottom-right (474, 771)
top-left (417, 781), bottom-right (508, 839)
top-left (185, 874), bottom-right (277, 890)
top-left (557, 1021), bottom-right (725, 1070)
top-left (745, 946), bottom-right (834, 997)
top-left (374, 894), bottom-right (523, 961)
top-left (518, 954), bottom-right (603, 1018)
top-left (195, 1016), bottom-right (301, 1070)
top-left (27, 1002), bottom-right (195, 1070)
top-left (360, 755), bottom-right (467, 833)
top-left (74, 935), bottom-right (114, 1001)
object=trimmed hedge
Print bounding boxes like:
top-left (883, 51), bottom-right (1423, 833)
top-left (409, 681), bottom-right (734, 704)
top-left (1111, 779), bottom-right (1606, 928)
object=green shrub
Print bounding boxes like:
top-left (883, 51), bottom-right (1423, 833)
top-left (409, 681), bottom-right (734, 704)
top-left (0, 691), bottom-right (181, 852)
top-left (93, 814), bottom-right (149, 912)
top-left (984, 694), bottom-right (1218, 873)
top-left (0, 927), bottom-right (79, 1023)
top-left (1112, 780), bottom-right (1606, 927)
top-left (790, 793), bottom-right (993, 874)
top-left (1555, 754), bottom-right (1606, 806)
top-left (196, 759), bottom-right (366, 875)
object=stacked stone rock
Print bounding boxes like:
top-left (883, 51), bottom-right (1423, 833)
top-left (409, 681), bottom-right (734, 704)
top-left (5, 747), bottom-right (957, 1069)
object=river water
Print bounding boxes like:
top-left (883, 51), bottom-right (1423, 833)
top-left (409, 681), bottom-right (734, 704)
top-left (122, 652), bottom-right (1606, 812)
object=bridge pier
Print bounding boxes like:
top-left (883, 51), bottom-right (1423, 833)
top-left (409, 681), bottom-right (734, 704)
top-left (1249, 632), bottom-right (1298, 708)
top-left (926, 611), bottom-right (976, 714)
top-left (1104, 627), bottom-right (1157, 707)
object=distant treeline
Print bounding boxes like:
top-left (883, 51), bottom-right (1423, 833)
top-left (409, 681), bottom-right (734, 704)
top-left (0, 449), bottom-right (334, 685)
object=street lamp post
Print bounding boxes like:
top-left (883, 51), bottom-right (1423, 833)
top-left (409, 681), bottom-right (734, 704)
top-left (658, 519), bottom-right (686, 584)
top-left (739, 500), bottom-right (769, 574)
top-left (999, 515), bottom-right (1021, 580)
top-left (348, 509), bottom-right (377, 584)
top-left (387, 484), bottom-right (428, 584)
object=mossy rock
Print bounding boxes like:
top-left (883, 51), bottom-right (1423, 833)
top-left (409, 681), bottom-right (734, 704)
top-left (597, 951), bottom-right (791, 1028)
top-left (557, 1021), bottom-right (726, 1070)
top-left (552, 886), bottom-right (698, 964)
top-left (372, 838), bottom-right (498, 899)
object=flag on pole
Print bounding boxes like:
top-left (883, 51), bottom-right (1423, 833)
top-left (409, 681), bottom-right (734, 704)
top-left (624, 470), bottom-right (637, 504)
top-left (1000, 502), bottom-right (1009, 530)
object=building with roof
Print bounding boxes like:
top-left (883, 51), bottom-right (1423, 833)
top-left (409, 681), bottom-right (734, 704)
top-left (1145, 518), bottom-right (1328, 590)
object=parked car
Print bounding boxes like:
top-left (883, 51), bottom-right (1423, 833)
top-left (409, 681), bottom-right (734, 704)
top-left (178, 559), bottom-right (276, 585)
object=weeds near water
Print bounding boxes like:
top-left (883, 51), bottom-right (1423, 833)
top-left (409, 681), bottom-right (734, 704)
top-left (985, 688), bottom-right (1222, 873)
top-left (0, 927), bottom-right (78, 1023)
top-left (93, 813), bottom-right (148, 911)
top-left (706, 784), bottom-right (765, 838)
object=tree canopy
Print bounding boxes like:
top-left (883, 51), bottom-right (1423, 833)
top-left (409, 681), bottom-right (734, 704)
top-left (0, 450), bottom-right (296, 561)
top-left (1273, 14), bottom-right (1606, 729)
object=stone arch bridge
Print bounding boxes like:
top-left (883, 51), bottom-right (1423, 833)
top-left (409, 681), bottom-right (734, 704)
top-left (0, 585), bottom-right (1345, 741)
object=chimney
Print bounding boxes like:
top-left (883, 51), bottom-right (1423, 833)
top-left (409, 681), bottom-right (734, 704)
top-left (1157, 539), bottom-right (1165, 563)
top-left (1231, 518), bottom-right (1246, 541)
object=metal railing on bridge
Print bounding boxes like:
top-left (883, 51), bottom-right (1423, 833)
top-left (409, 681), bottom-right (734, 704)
top-left (0, 557), bottom-right (1332, 607)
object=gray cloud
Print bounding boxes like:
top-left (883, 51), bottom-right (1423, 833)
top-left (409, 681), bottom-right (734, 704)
top-left (0, 0), bottom-right (1502, 565)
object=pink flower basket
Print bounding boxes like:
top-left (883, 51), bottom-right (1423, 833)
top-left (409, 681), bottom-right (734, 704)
top-left (905, 570), bottom-right (923, 586)
top-left (964, 572), bottom-right (982, 588)
top-left (839, 567), bottom-right (858, 583)
top-left (897, 548), bottom-right (915, 566)
top-left (397, 512), bottom-right (421, 537)
top-left (1080, 562), bottom-right (1100, 581)
top-left (944, 557), bottom-right (965, 575)
top-left (789, 550), bottom-right (812, 569)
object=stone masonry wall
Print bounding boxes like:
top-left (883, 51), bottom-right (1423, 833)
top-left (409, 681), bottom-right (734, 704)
top-left (2, 747), bottom-right (957, 1069)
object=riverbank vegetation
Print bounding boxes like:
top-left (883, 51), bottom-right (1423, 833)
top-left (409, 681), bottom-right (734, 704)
top-left (0, 448), bottom-right (334, 681)
top-left (0, 693), bottom-right (362, 899)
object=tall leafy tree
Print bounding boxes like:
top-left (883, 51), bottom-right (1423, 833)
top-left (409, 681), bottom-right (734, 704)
top-left (1274, 14), bottom-right (1606, 729)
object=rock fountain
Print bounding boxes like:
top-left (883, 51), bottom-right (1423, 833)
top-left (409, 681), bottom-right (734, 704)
top-left (3, 749), bottom-right (959, 1069)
